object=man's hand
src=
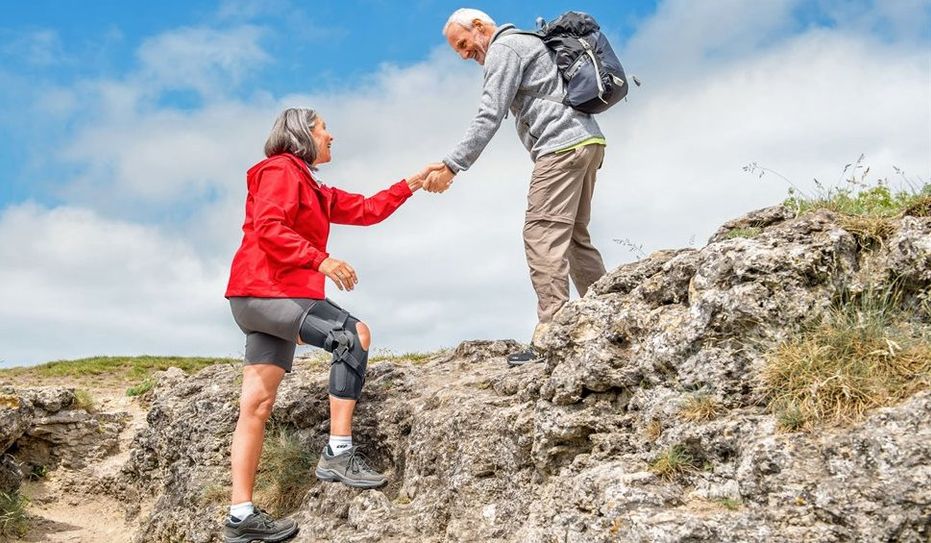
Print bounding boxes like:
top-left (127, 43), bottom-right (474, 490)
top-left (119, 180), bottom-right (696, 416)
top-left (407, 163), bottom-right (446, 192)
top-left (423, 164), bottom-right (456, 193)
top-left (319, 257), bottom-right (358, 291)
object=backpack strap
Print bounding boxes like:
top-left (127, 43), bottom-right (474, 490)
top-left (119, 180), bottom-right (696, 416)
top-left (505, 29), bottom-right (567, 105)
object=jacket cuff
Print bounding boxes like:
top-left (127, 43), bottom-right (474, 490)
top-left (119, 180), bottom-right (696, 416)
top-left (392, 180), bottom-right (414, 197)
top-left (309, 251), bottom-right (329, 271)
top-left (442, 157), bottom-right (464, 174)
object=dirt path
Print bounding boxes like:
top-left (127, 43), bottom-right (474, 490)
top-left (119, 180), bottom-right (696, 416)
top-left (17, 384), bottom-right (150, 543)
top-left (19, 484), bottom-right (136, 543)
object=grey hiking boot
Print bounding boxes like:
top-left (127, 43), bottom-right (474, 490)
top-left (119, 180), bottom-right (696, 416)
top-left (224, 507), bottom-right (298, 543)
top-left (315, 445), bottom-right (387, 489)
top-left (507, 347), bottom-right (543, 366)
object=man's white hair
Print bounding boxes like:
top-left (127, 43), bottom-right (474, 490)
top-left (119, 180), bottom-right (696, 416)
top-left (443, 8), bottom-right (496, 36)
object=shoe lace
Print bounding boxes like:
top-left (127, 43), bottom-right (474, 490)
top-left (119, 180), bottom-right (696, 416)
top-left (252, 507), bottom-right (276, 529)
top-left (347, 448), bottom-right (377, 475)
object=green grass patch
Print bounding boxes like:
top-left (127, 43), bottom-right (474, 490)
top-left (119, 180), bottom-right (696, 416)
top-left (0, 356), bottom-right (237, 387)
top-left (29, 464), bottom-right (48, 481)
top-left (787, 183), bottom-right (929, 219)
top-left (254, 426), bottom-right (317, 516)
top-left (746, 158), bottom-right (929, 249)
top-left (789, 184), bottom-right (930, 249)
top-left (126, 379), bottom-right (155, 397)
top-left (762, 287), bottom-right (931, 430)
top-left (0, 491), bottom-right (29, 538)
top-left (716, 498), bottom-right (742, 511)
top-left (368, 350), bottom-right (435, 365)
top-left (649, 445), bottom-right (699, 481)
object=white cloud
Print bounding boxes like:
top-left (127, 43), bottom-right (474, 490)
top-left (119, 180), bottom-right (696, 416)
top-left (61, 100), bottom-right (274, 207)
top-left (1, 29), bottom-right (65, 66)
top-left (0, 203), bottom-right (241, 367)
top-left (606, 29), bottom-right (930, 249)
top-left (136, 25), bottom-right (269, 97)
top-left (2, 1), bottom-right (929, 366)
top-left (623, 0), bottom-right (804, 81)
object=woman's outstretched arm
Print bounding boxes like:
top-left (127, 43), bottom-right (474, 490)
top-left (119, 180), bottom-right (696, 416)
top-left (328, 166), bottom-right (438, 226)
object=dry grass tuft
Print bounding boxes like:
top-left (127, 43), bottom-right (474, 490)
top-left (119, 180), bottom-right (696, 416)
top-left (644, 419), bottom-right (663, 441)
top-left (254, 426), bottom-right (317, 516)
top-left (724, 227), bottom-right (763, 240)
top-left (199, 482), bottom-right (231, 506)
top-left (73, 389), bottom-right (95, 412)
top-left (678, 393), bottom-right (721, 423)
top-left (836, 215), bottom-right (896, 249)
top-left (902, 194), bottom-right (931, 217)
top-left (762, 288), bottom-right (931, 431)
top-left (649, 445), bottom-right (699, 481)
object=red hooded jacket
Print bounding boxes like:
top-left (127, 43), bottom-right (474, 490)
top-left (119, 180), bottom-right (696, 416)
top-left (225, 153), bottom-right (413, 299)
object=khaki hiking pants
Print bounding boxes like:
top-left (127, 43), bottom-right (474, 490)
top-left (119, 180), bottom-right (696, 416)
top-left (524, 143), bottom-right (607, 330)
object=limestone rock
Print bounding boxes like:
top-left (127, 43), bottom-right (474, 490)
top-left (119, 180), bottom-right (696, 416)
top-left (0, 388), bottom-right (34, 453)
top-left (0, 385), bottom-right (131, 495)
top-left (108, 206), bottom-right (931, 542)
top-left (0, 453), bottom-right (23, 494)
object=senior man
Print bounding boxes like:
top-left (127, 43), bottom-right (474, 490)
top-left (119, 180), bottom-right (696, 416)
top-left (423, 8), bottom-right (608, 365)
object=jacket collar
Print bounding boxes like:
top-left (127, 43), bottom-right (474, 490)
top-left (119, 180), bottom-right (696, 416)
top-left (284, 153), bottom-right (317, 176)
top-left (490, 23), bottom-right (516, 45)
top-left (251, 153), bottom-right (319, 185)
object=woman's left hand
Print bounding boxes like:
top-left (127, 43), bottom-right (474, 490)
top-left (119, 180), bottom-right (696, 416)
top-left (319, 257), bottom-right (358, 291)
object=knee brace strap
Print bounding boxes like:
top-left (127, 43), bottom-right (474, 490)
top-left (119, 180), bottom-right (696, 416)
top-left (327, 316), bottom-right (368, 399)
top-left (324, 327), bottom-right (364, 376)
top-left (298, 301), bottom-right (368, 399)
top-left (299, 302), bottom-right (349, 346)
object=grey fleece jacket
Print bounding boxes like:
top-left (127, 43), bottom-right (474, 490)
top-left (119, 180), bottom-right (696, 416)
top-left (443, 24), bottom-right (604, 173)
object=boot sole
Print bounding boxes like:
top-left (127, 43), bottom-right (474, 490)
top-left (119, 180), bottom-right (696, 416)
top-left (507, 357), bottom-right (543, 367)
top-left (224, 524), bottom-right (298, 543)
top-left (316, 467), bottom-right (387, 489)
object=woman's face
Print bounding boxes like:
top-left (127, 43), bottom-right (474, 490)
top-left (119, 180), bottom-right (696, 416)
top-left (310, 117), bottom-right (333, 165)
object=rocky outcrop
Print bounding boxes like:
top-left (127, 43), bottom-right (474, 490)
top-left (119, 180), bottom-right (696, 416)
top-left (110, 207), bottom-right (931, 542)
top-left (0, 386), bottom-right (128, 493)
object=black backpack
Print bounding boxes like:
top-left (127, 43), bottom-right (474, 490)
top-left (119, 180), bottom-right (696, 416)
top-left (516, 11), bottom-right (635, 114)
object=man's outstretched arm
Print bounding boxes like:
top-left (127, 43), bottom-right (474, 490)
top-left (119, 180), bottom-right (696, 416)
top-left (442, 44), bottom-right (524, 175)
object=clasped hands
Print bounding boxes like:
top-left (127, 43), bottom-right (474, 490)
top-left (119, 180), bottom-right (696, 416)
top-left (406, 162), bottom-right (456, 194)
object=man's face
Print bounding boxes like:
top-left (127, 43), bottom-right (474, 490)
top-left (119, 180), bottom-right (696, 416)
top-left (446, 20), bottom-right (492, 65)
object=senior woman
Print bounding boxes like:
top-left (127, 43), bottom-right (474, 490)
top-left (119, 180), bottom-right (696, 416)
top-left (223, 107), bottom-right (432, 543)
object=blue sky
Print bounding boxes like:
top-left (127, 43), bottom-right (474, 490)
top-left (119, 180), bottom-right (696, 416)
top-left (3, 0), bottom-right (928, 210)
top-left (1, 0), bottom-right (658, 207)
top-left (1, 0), bottom-right (929, 366)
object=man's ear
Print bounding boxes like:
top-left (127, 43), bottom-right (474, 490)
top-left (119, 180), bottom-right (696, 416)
top-left (472, 19), bottom-right (485, 32)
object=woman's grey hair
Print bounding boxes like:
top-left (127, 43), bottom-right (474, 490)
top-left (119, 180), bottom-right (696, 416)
top-left (264, 107), bottom-right (319, 166)
top-left (443, 8), bottom-right (496, 36)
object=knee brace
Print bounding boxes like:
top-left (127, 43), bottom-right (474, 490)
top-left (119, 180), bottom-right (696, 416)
top-left (299, 301), bottom-right (368, 400)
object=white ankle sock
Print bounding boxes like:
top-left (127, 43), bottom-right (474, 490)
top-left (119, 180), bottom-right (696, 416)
top-left (230, 501), bottom-right (254, 521)
top-left (329, 435), bottom-right (352, 455)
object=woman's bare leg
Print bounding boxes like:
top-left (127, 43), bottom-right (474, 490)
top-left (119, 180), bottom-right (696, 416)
top-left (231, 364), bottom-right (285, 504)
